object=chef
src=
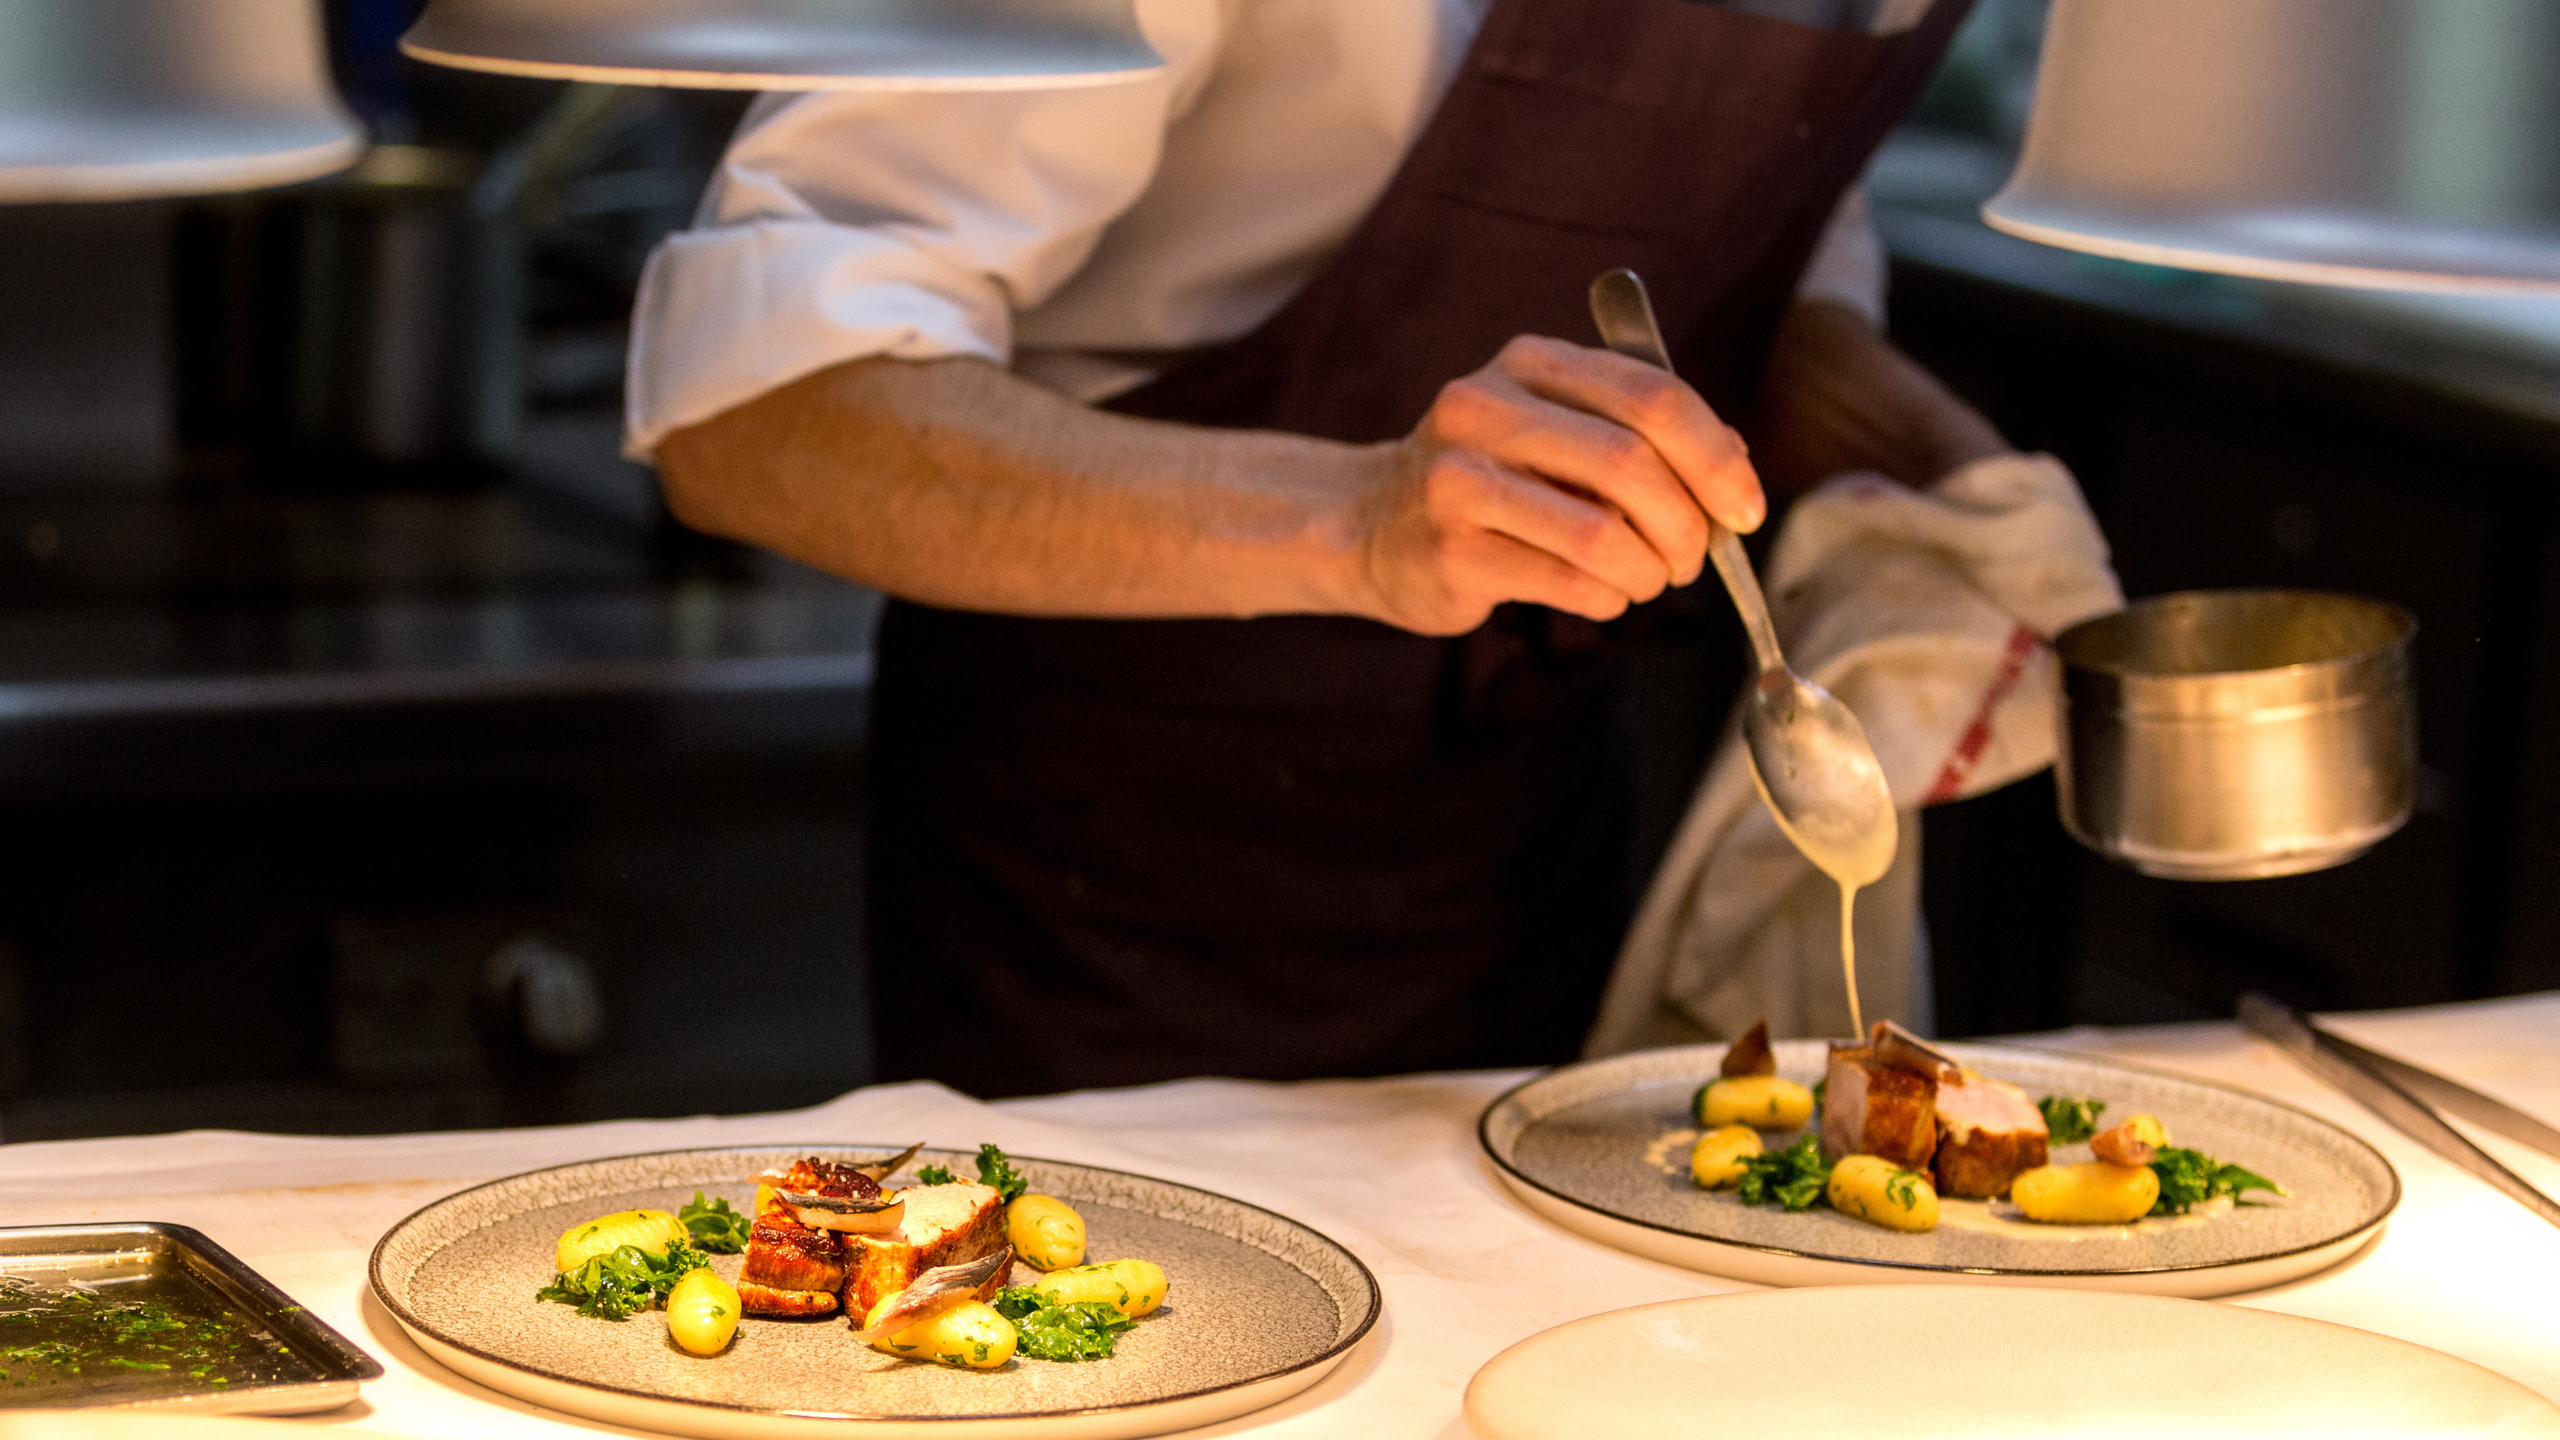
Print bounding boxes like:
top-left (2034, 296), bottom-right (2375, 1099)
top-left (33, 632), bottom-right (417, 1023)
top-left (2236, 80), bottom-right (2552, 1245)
top-left (628, 0), bottom-right (2012, 1096)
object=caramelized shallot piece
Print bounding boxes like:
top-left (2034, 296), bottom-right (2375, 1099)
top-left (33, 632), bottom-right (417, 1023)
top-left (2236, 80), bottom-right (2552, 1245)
top-left (1720, 1020), bottom-right (1776, 1078)
top-left (2090, 1114), bottom-right (2169, 1167)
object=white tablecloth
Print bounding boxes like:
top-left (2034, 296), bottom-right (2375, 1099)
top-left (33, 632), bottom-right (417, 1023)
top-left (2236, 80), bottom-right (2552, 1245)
top-left (3, 994), bottom-right (2556, 1437)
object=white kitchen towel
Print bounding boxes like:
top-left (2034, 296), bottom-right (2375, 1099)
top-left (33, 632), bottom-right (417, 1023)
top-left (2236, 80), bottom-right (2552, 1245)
top-left (1583, 451), bottom-right (2124, 1055)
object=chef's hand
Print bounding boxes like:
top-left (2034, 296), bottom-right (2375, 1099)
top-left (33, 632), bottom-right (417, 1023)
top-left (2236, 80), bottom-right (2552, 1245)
top-left (1746, 298), bottom-right (2010, 501)
top-left (1346, 335), bottom-right (1764, 636)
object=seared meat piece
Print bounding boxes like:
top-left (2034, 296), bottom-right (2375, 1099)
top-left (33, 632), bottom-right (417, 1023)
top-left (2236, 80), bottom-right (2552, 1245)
top-left (1720, 1019), bottom-right (1775, 1078)
top-left (846, 1181), bottom-right (1010, 1322)
top-left (1822, 1044), bottom-right (1939, 1169)
top-left (737, 1279), bottom-right (840, 1319)
top-left (1931, 1071), bottom-right (2049, 1198)
top-left (742, 1216), bottom-right (848, 1294)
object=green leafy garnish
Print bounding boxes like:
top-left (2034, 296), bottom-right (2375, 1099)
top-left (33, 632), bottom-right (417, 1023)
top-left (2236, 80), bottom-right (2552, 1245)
top-left (2147, 1148), bottom-right (2285, 1216)
top-left (1735, 1134), bottom-right (1830, 1212)
top-left (679, 1192), bottom-right (752, 1254)
top-left (1885, 1168), bottom-right (1922, 1212)
top-left (1811, 1079), bottom-right (1826, 1116)
top-left (915, 1163), bottom-right (957, 1186)
top-left (535, 1242), bottom-right (710, 1320)
top-left (2037, 1095), bottom-right (2108, 1145)
top-left (991, 1287), bottom-right (1137, 1361)
top-left (973, 1143), bottom-right (1030, 1204)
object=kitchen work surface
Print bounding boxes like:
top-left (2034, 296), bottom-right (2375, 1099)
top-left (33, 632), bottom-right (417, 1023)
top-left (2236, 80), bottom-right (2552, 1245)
top-left (0, 994), bottom-right (2553, 1437)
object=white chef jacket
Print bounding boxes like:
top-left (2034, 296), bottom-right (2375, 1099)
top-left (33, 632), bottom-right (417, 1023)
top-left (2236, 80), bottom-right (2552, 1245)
top-left (624, 0), bottom-right (1898, 457)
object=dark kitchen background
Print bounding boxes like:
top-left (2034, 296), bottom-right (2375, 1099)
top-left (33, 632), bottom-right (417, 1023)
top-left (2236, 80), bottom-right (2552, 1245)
top-left (0, 0), bottom-right (2552, 1140)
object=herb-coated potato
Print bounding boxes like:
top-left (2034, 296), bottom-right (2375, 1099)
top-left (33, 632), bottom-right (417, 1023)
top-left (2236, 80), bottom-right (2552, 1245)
top-left (2012, 1161), bottom-right (2159, 1224)
top-left (869, 1299), bottom-right (1017, 1369)
top-left (664, 1268), bottom-right (740, 1356)
top-left (1689, 1124), bottom-right (1762, 1189)
top-left (1697, 1076), bottom-right (1816, 1131)
top-left (1826, 1154), bottom-right (1939, 1232)
top-left (555, 1209), bottom-right (687, 1273)
top-left (1007, 1194), bottom-right (1087, 1272)
top-left (1031, 1259), bottom-right (1167, 1319)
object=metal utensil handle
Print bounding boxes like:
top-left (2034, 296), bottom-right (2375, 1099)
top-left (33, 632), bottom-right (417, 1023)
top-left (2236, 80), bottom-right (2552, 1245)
top-left (1586, 268), bottom-right (1787, 677)
top-left (2239, 993), bottom-right (2560, 1232)
top-left (2318, 1027), bottom-right (2560, 1163)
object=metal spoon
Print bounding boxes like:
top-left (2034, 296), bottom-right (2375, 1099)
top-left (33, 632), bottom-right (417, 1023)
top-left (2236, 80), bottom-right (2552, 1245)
top-left (1586, 268), bottom-right (1897, 893)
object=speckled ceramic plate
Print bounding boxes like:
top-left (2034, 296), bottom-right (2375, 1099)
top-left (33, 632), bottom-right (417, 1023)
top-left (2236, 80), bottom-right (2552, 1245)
top-left (1465, 1287), bottom-right (2560, 1439)
top-left (370, 1146), bottom-right (1380, 1440)
top-left (1481, 1042), bottom-right (2398, 1296)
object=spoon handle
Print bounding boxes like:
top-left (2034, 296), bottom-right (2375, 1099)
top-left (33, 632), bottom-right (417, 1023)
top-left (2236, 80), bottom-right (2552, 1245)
top-left (1586, 268), bottom-right (1788, 677)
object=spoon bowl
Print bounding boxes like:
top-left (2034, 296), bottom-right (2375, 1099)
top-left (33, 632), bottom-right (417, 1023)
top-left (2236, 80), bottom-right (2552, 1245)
top-left (1587, 268), bottom-right (1898, 890)
top-left (1744, 669), bottom-right (1897, 890)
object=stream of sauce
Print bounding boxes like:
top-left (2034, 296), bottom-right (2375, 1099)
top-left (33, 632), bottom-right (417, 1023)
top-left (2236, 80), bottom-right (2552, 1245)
top-left (1757, 771), bottom-right (1894, 1039)
top-left (1838, 882), bottom-right (1862, 1039)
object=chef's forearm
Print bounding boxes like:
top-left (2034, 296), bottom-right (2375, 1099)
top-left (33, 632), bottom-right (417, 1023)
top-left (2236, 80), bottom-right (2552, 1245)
top-left (656, 356), bottom-right (1375, 619)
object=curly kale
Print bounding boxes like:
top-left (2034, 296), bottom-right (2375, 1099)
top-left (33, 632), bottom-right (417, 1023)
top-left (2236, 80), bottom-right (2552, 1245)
top-left (535, 1242), bottom-right (709, 1320)
top-left (990, 1287), bottom-right (1137, 1361)
top-left (1735, 1134), bottom-right (1831, 1212)
top-left (2037, 1095), bottom-right (2108, 1145)
top-left (678, 1191), bottom-right (752, 1254)
top-left (2147, 1147), bottom-right (2284, 1215)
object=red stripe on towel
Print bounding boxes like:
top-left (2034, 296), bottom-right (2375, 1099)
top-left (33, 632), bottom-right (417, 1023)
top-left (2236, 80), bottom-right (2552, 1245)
top-left (1923, 622), bottom-right (2041, 805)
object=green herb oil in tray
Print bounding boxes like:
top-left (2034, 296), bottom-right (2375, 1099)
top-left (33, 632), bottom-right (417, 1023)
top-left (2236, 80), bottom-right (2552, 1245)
top-left (0, 1272), bottom-right (303, 1405)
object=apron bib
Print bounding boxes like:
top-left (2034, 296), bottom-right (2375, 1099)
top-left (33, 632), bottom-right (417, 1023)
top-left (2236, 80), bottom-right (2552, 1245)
top-left (870, 0), bottom-right (1969, 1095)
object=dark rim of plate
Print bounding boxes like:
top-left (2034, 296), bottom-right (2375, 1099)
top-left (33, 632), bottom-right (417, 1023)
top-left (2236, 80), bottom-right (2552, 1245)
top-left (367, 1144), bottom-right (1383, 1424)
top-left (1477, 1041), bottom-right (2402, 1280)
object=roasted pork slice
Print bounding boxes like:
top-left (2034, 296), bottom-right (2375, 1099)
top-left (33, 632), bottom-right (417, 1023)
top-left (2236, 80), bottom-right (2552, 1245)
top-left (1822, 1044), bottom-right (1939, 1169)
top-left (845, 1181), bottom-right (1010, 1323)
top-left (742, 1216), bottom-right (848, 1293)
top-left (1931, 1070), bottom-right (2049, 1198)
top-left (737, 1279), bottom-right (840, 1319)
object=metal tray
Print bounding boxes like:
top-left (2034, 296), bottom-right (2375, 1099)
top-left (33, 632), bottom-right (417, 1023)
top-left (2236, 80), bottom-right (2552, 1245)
top-left (0, 1222), bottom-right (379, 1414)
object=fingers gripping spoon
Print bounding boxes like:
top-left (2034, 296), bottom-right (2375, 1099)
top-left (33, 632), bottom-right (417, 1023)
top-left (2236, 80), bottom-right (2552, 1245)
top-left (1587, 268), bottom-right (1898, 1036)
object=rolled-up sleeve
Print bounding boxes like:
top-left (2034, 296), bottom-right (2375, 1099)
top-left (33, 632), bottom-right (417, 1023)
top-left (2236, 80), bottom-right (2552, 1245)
top-left (624, 0), bottom-right (1224, 456)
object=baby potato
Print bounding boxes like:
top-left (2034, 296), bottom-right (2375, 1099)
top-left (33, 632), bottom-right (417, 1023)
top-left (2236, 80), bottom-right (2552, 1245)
top-left (1689, 1124), bottom-right (1763, 1189)
top-left (2012, 1161), bottom-right (2160, 1224)
top-left (1031, 1259), bottom-right (1168, 1319)
top-left (869, 1299), bottom-right (1017, 1370)
top-left (1826, 1155), bottom-right (1939, 1232)
top-left (1697, 1075), bottom-right (1816, 1131)
top-left (555, 1209), bottom-right (687, 1273)
top-left (664, 1268), bottom-right (740, 1356)
top-left (1007, 1194), bottom-right (1087, 1272)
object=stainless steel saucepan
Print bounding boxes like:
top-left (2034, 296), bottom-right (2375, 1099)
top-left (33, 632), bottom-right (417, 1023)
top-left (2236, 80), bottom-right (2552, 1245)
top-left (2053, 589), bottom-right (2416, 880)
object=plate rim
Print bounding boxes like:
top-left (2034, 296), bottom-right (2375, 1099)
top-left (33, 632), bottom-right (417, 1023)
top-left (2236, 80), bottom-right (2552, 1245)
top-left (366, 1143), bottom-right (1383, 1427)
top-left (1477, 1041), bottom-right (2402, 1281)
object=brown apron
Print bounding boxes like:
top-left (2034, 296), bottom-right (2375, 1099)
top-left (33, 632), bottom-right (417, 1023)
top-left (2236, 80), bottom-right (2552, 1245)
top-left (869, 0), bottom-right (1970, 1096)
